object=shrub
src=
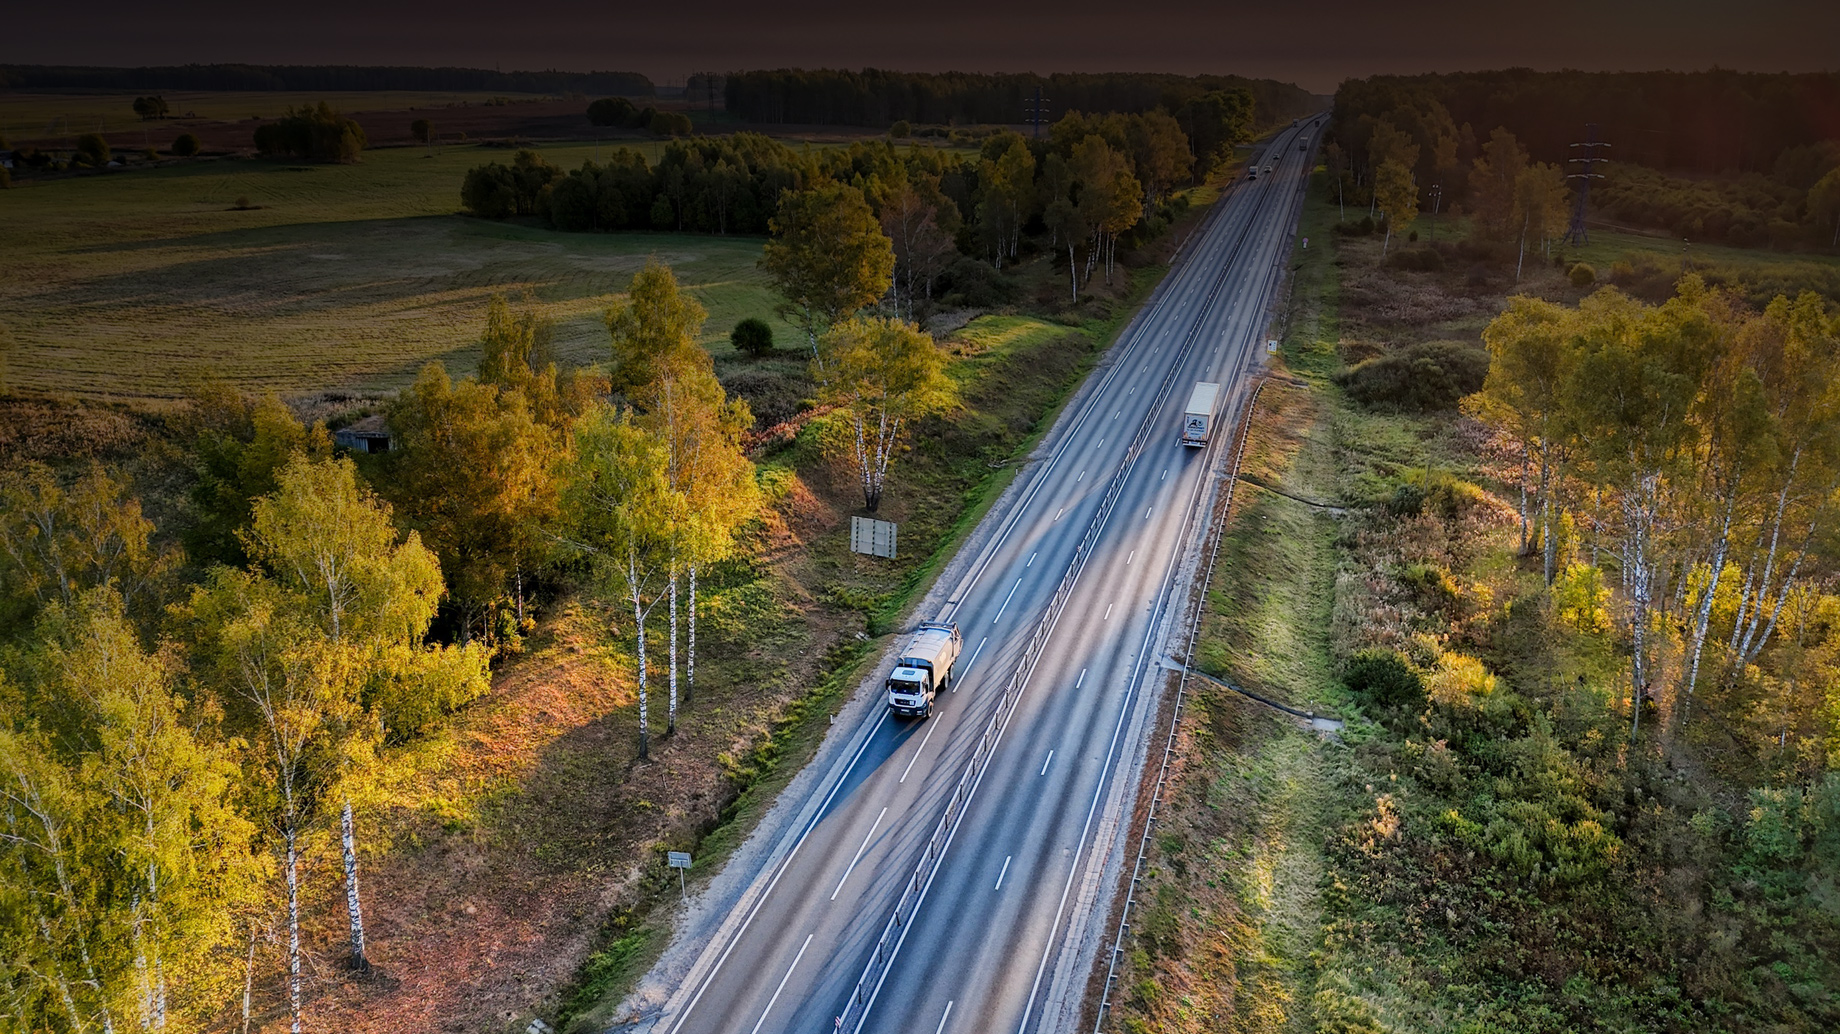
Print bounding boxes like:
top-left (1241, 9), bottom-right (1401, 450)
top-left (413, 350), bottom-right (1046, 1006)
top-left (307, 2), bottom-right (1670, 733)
top-left (171, 132), bottom-right (202, 156)
top-left (731, 317), bottom-right (776, 358)
top-left (650, 111), bottom-right (694, 137)
top-left (75, 133), bottom-right (110, 164)
top-left (721, 370), bottom-right (807, 429)
top-left (411, 118), bottom-right (433, 143)
top-left (0, 167), bottom-right (9, 190)
top-left (889, 119), bottom-right (911, 138)
top-left (1568, 262), bottom-right (1596, 288)
top-left (142, 147), bottom-right (158, 161)
top-left (1387, 468), bottom-right (1486, 519)
top-left (1385, 247), bottom-right (1444, 272)
top-left (132, 95), bottom-right (169, 120)
top-left (937, 255), bottom-right (1017, 308)
top-left (1343, 648), bottom-right (1424, 708)
top-left (1334, 216), bottom-right (1376, 236)
top-left (1334, 339), bottom-right (1489, 412)
top-left (252, 102), bottom-right (366, 162)
top-left (587, 96), bottom-right (639, 127)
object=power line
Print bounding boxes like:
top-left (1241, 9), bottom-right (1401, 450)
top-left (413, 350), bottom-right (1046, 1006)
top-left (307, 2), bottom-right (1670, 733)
top-left (1565, 122), bottom-right (1611, 246)
top-left (1024, 85), bottom-right (1050, 138)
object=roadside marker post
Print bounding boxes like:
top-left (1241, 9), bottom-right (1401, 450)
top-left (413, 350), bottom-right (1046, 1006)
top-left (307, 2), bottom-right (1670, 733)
top-left (668, 851), bottom-right (692, 902)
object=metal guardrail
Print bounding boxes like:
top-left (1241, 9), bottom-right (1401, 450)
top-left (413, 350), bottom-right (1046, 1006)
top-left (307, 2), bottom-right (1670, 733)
top-left (1092, 125), bottom-right (1320, 1033)
top-left (834, 131), bottom-right (1306, 1034)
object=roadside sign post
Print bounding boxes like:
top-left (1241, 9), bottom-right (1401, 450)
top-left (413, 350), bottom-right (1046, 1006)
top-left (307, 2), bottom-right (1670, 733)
top-left (850, 516), bottom-right (898, 559)
top-left (667, 851), bottom-right (692, 902)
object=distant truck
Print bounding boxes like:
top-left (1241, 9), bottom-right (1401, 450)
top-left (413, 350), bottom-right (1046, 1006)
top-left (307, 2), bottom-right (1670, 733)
top-left (885, 622), bottom-right (963, 718)
top-left (1182, 382), bottom-right (1221, 446)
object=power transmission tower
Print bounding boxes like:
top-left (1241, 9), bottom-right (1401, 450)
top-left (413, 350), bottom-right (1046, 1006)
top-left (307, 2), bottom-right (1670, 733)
top-left (1565, 123), bottom-right (1611, 246)
top-left (1025, 85), bottom-right (1050, 138)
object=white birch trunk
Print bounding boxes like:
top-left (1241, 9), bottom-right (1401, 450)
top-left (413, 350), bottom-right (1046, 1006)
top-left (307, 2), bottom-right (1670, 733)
top-left (687, 565), bottom-right (697, 707)
top-left (630, 549), bottom-right (650, 761)
top-left (342, 800), bottom-right (367, 971)
top-left (668, 572), bottom-right (678, 734)
top-left (285, 826), bottom-right (302, 1034)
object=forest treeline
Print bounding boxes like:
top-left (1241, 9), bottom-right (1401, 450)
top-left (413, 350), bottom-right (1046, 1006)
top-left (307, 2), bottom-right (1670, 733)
top-left (465, 101), bottom-right (1254, 309)
top-left (0, 63), bottom-right (655, 95)
top-left (1329, 70), bottom-right (1840, 249)
top-left (722, 69), bottom-right (1317, 128)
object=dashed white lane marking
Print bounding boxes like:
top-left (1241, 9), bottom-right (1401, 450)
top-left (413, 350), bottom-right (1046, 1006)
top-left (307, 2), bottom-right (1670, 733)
top-left (749, 933), bottom-right (813, 1034)
top-left (992, 576), bottom-right (1023, 623)
top-left (1161, 468), bottom-right (1168, 480)
top-left (1145, 506), bottom-right (1154, 519)
top-left (956, 637), bottom-right (987, 691)
top-left (1040, 750), bottom-right (1055, 776)
top-left (1127, 550), bottom-right (1135, 565)
top-left (1103, 603), bottom-right (1113, 621)
top-left (900, 717), bottom-right (940, 782)
top-left (1055, 508), bottom-right (1064, 521)
top-left (1027, 551), bottom-right (1037, 567)
top-left (934, 1001), bottom-right (955, 1034)
top-left (831, 807), bottom-right (888, 900)
top-left (1076, 668), bottom-right (1087, 688)
top-left (1077, 470), bottom-right (1084, 482)
top-left (995, 855), bottom-right (1013, 891)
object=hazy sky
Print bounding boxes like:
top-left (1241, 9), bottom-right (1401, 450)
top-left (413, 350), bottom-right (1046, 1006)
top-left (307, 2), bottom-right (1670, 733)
top-left (9, 1), bottom-right (1839, 93)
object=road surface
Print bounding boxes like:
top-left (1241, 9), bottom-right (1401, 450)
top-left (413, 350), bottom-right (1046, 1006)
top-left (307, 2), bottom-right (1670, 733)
top-left (645, 119), bottom-right (1322, 1034)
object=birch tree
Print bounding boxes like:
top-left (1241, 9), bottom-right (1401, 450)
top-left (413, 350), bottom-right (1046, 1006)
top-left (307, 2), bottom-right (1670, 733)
top-left (637, 360), bottom-right (761, 726)
top-left (1373, 157), bottom-right (1417, 257)
top-left (1477, 295), bottom-right (1579, 583)
top-left (814, 317), bottom-right (958, 513)
top-left (240, 455), bottom-right (464, 975)
top-left (561, 406), bottom-right (682, 759)
top-left (760, 183), bottom-right (894, 358)
top-left (1567, 288), bottom-right (1716, 735)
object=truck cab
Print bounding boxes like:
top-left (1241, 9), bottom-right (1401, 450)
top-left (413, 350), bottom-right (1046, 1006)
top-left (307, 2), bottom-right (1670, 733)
top-left (886, 622), bottom-right (962, 718)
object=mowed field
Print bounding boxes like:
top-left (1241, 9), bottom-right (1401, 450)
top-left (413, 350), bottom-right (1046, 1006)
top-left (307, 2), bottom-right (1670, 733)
top-left (2, 143), bottom-right (778, 400)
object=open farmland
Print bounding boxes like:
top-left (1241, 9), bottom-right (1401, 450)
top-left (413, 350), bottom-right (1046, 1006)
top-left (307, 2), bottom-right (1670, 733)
top-left (0, 90), bottom-right (554, 146)
top-left (1, 143), bottom-right (779, 400)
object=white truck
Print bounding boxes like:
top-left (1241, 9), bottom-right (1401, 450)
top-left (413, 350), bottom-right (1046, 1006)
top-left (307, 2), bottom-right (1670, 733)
top-left (1181, 381), bottom-right (1221, 447)
top-left (885, 622), bottom-right (962, 718)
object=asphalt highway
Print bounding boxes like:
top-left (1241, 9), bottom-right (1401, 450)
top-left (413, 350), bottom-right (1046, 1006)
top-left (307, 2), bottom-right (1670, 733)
top-left (654, 119), bottom-right (1322, 1034)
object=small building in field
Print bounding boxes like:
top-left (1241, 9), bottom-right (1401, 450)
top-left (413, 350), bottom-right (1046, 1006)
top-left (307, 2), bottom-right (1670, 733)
top-left (333, 414), bottom-right (392, 453)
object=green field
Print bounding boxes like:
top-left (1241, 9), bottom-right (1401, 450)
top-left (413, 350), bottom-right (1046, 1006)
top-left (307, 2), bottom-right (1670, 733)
top-left (2, 143), bottom-right (779, 400)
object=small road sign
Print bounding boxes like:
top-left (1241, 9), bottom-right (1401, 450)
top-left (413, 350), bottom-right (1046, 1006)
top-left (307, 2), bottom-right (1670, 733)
top-left (668, 851), bottom-right (692, 901)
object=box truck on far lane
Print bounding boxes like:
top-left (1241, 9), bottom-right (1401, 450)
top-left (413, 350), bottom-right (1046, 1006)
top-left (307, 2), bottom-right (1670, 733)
top-left (1181, 381), bottom-right (1221, 446)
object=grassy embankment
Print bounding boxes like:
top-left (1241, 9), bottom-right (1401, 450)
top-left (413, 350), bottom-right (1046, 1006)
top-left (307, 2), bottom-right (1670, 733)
top-left (1106, 173), bottom-right (1840, 1033)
